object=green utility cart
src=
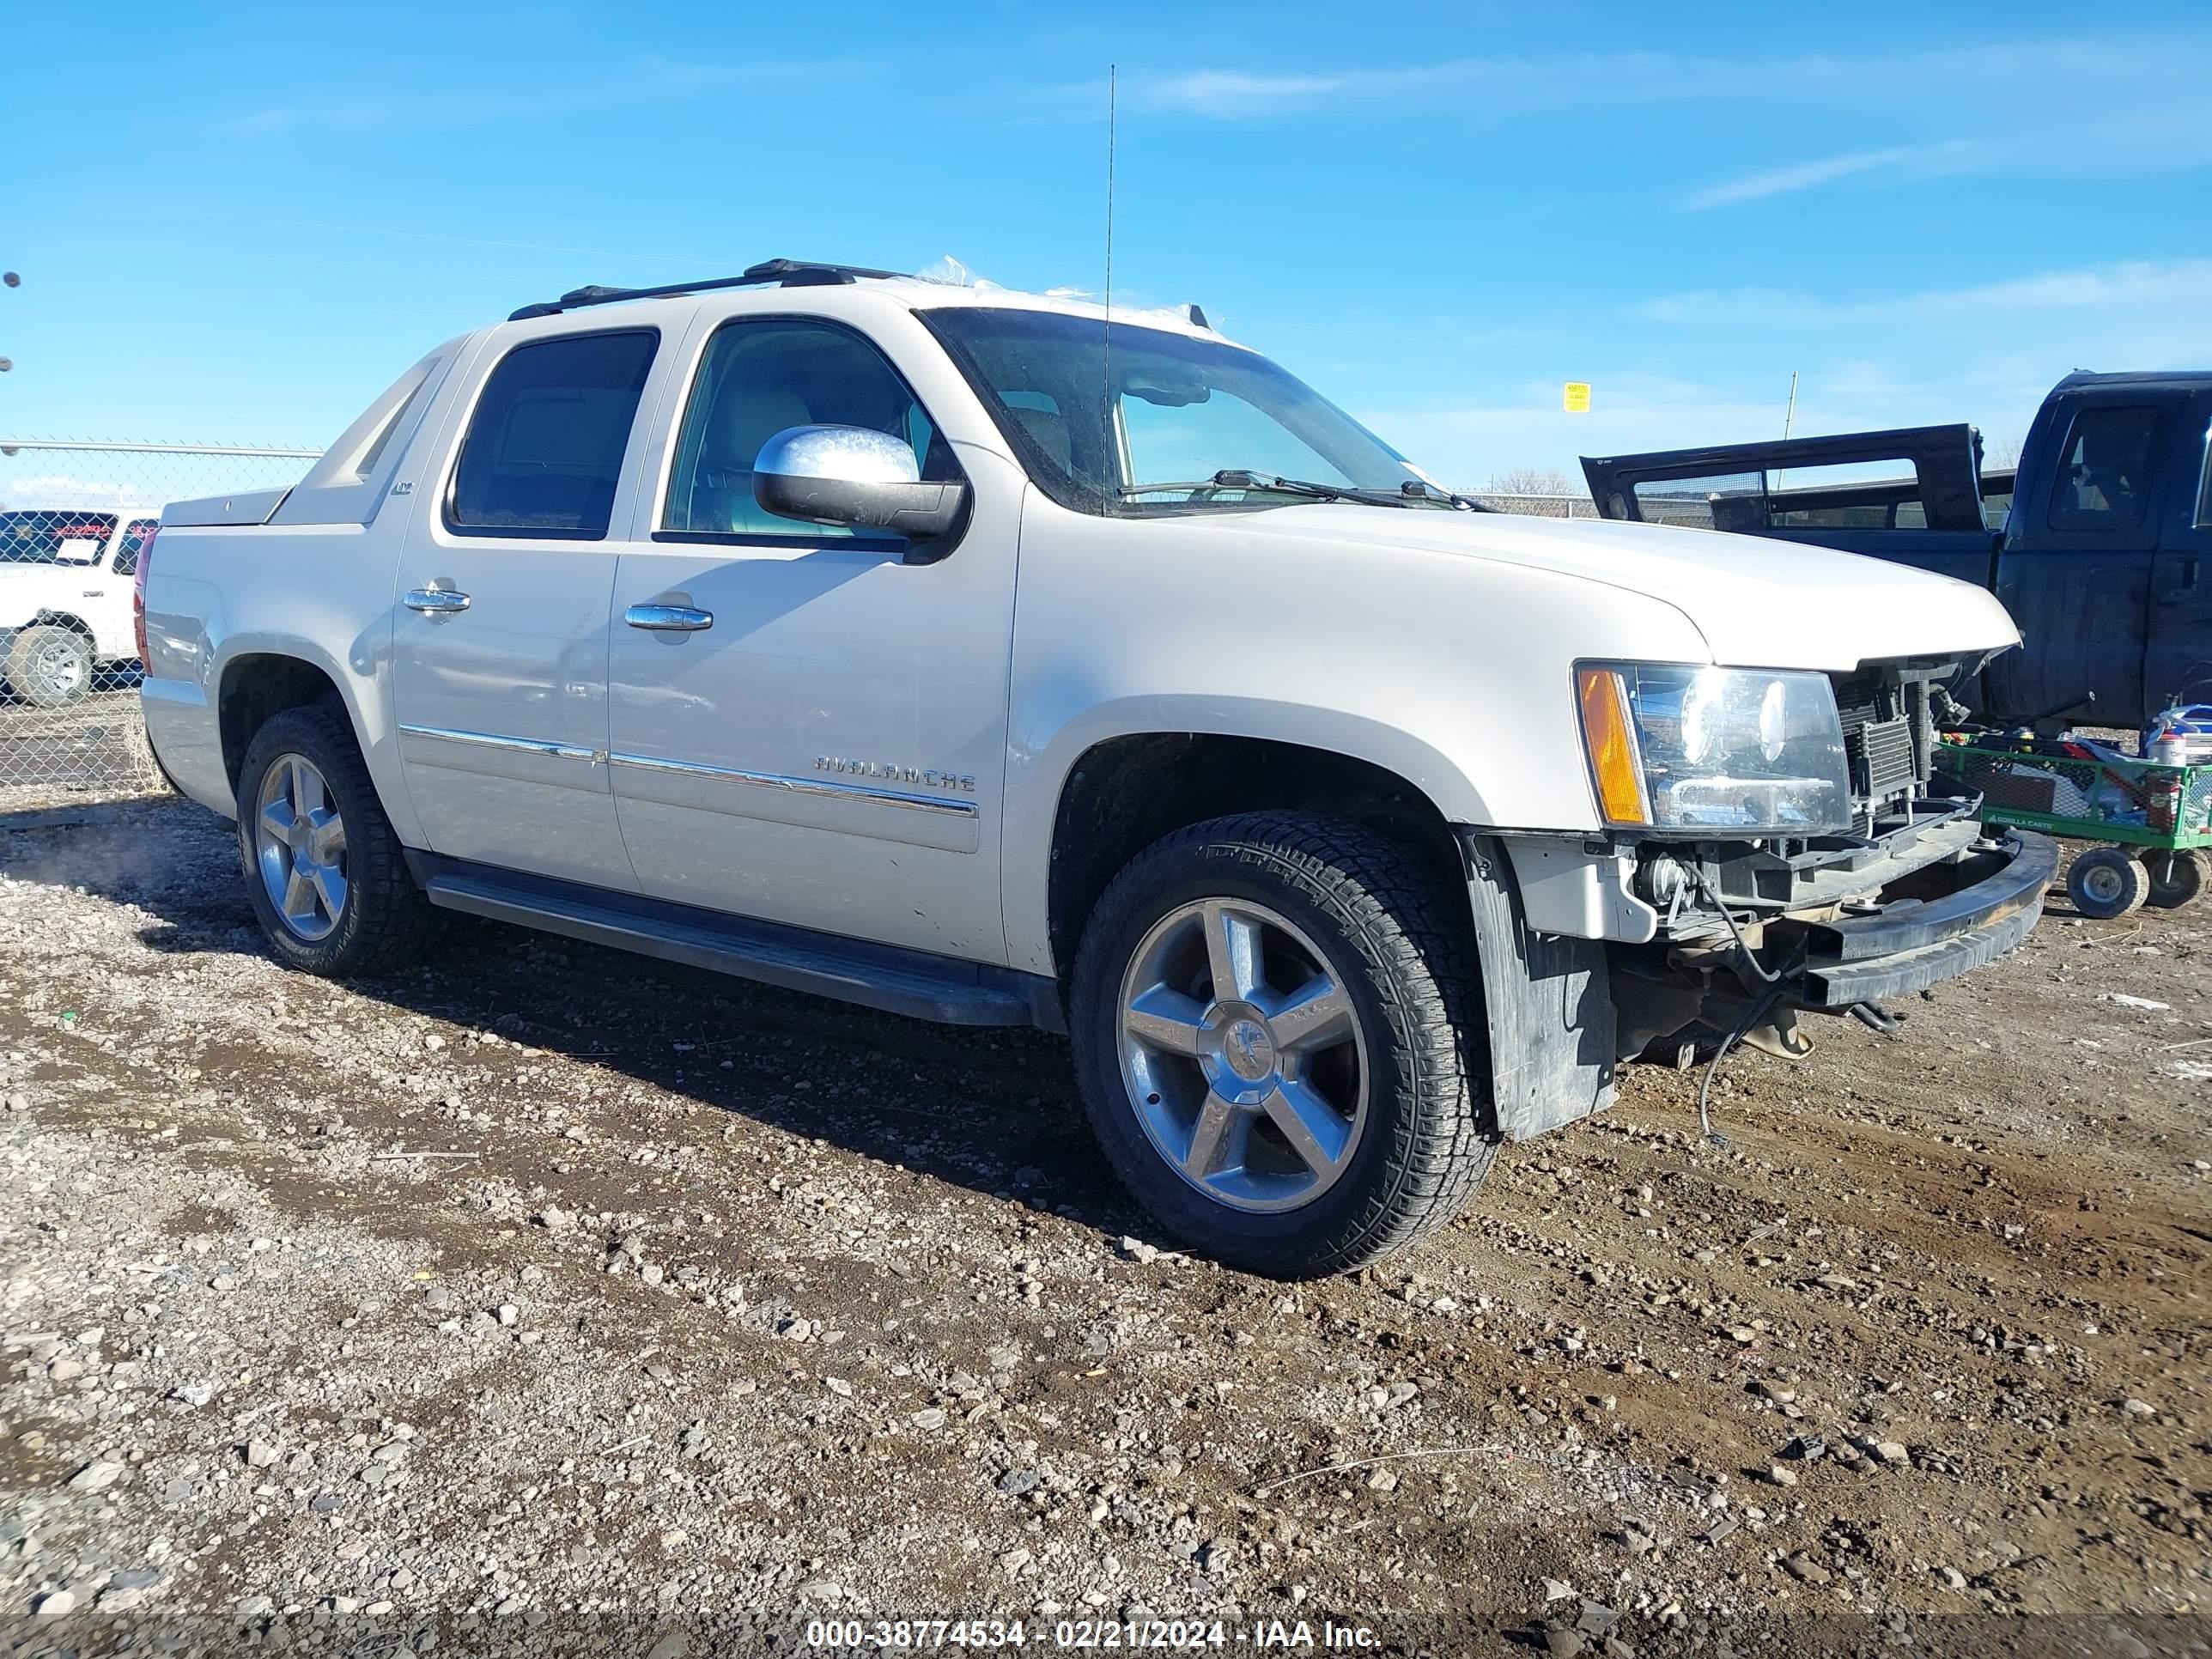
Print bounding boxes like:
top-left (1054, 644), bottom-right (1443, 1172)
top-left (1942, 735), bottom-right (2212, 919)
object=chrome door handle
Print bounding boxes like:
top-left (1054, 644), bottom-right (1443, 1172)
top-left (404, 586), bottom-right (471, 613)
top-left (625, 604), bottom-right (714, 632)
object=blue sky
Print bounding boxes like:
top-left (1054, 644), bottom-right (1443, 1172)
top-left (5, 2), bottom-right (2210, 488)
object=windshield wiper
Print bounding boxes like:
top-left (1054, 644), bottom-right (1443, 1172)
top-left (1398, 478), bottom-right (1492, 512)
top-left (1119, 469), bottom-right (1416, 507)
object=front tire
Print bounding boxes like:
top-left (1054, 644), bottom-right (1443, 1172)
top-left (2068, 846), bottom-right (2149, 920)
top-left (7, 624), bottom-right (94, 707)
top-left (234, 702), bottom-right (436, 976)
top-left (1069, 812), bottom-right (1493, 1278)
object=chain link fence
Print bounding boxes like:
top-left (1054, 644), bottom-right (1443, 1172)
top-left (0, 440), bottom-right (320, 812)
top-left (0, 440), bottom-right (1600, 814)
top-left (1466, 493), bottom-right (1602, 518)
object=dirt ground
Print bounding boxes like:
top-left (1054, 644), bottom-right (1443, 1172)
top-left (1, 798), bottom-right (2206, 1658)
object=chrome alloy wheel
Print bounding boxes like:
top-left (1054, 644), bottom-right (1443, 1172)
top-left (253, 753), bottom-right (349, 942)
top-left (29, 635), bottom-right (88, 701)
top-left (1115, 898), bottom-right (1369, 1212)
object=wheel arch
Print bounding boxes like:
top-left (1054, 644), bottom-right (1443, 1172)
top-left (210, 639), bottom-right (425, 847)
top-left (1023, 714), bottom-right (1619, 1151)
top-left (216, 652), bottom-right (352, 792)
top-left (1032, 720), bottom-right (1479, 986)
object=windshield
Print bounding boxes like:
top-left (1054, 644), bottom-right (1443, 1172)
top-left (0, 510), bottom-right (119, 566)
top-left (921, 307), bottom-right (1441, 515)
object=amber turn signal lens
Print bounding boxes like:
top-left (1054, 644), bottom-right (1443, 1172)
top-left (1577, 665), bottom-right (1650, 826)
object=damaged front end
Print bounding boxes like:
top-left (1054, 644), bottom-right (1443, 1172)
top-left (1607, 658), bottom-right (2055, 1065)
top-left (1461, 658), bottom-right (2053, 1145)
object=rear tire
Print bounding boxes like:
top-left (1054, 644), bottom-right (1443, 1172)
top-left (234, 702), bottom-right (437, 976)
top-left (2142, 848), bottom-right (2209, 910)
top-left (2068, 847), bottom-right (2149, 920)
top-left (1068, 812), bottom-right (1493, 1278)
top-left (7, 624), bottom-right (94, 707)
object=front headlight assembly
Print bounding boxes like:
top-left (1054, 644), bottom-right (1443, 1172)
top-left (1576, 662), bottom-right (1851, 836)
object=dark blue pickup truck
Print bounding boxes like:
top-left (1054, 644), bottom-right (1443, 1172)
top-left (1583, 371), bottom-right (2212, 728)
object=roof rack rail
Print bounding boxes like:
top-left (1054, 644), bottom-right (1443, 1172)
top-left (508, 259), bottom-right (905, 322)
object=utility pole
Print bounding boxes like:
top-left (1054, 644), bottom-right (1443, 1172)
top-left (0, 268), bottom-right (16, 376)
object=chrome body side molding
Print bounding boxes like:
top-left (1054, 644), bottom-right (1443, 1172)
top-left (606, 750), bottom-right (979, 818)
top-left (398, 723), bottom-right (601, 764)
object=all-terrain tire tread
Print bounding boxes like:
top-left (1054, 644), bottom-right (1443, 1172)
top-left (1072, 811), bottom-right (1493, 1277)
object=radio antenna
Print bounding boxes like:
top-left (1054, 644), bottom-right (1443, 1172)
top-left (1101, 63), bottom-right (1116, 509)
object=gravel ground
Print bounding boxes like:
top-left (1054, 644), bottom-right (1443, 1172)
top-left (1, 799), bottom-right (2207, 1657)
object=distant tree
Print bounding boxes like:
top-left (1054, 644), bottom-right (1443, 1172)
top-left (1981, 435), bottom-right (2024, 472)
top-left (1486, 466), bottom-right (1581, 497)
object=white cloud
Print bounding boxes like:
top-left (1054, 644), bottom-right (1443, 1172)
top-left (996, 51), bottom-right (1729, 126)
top-left (1365, 260), bottom-right (2212, 483)
top-left (1359, 382), bottom-right (2025, 495)
top-left (1134, 70), bottom-right (1358, 116)
top-left (1358, 396), bottom-right (1797, 495)
top-left (1012, 33), bottom-right (2212, 128)
top-left (0, 474), bottom-right (164, 510)
top-left (1683, 142), bottom-right (1983, 209)
top-left (1641, 259), bottom-right (2212, 326)
top-left (1680, 83), bottom-right (2212, 210)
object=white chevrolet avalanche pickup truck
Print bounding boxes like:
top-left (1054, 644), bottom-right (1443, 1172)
top-left (2, 507), bottom-right (159, 704)
top-left (140, 258), bottom-right (2054, 1276)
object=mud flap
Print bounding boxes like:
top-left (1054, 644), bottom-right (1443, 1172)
top-left (1462, 834), bottom-right (1618, 1139)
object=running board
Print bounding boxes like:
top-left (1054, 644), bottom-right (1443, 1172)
top-left (416, 860), bottom-right (1056, 1030)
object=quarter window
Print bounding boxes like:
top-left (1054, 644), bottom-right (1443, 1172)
top-left (2048, 405), bottom-right (2164, 532)
top-left (447, 330), bottom-right (658, 538)
top-left (661, 319), bottom-right (960, 541)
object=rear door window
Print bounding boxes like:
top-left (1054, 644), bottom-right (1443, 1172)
top-left (447, 330), bottom-right (659, 538)
top-left (2048, 404), bottom-right (2165, 531)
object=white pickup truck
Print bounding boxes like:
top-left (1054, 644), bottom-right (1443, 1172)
top-left (2, 507), bottom-right (158, 703)
top-left (141, 259), bottom-right (2053, 1275)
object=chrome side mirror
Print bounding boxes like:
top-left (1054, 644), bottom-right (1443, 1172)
top-left (753, 424), bottom-right (969, 547)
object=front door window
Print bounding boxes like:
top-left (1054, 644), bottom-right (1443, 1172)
top-left (661, 319), bottom-right (959, 542)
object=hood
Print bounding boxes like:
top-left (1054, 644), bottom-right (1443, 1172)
top-left (1188, 503), bottom-right (2019, 673)
top-left (0, 561), bottom-right (90, 580)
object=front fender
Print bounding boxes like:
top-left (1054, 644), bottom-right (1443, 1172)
top-left (998, 494), bottom-right (1717, 974)
top-left (1001, 694), bottom-right (1492, 975)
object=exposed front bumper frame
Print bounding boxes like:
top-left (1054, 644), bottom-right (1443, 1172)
top-left (1779, 827), bottom-right (2057, 1007)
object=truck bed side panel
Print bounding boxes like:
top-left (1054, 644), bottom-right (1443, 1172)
top-left (140, 522), bottom-right (416, 844)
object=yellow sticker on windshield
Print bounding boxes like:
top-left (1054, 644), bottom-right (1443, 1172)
top-left (1563, 382), bottom-right (1592, 414)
